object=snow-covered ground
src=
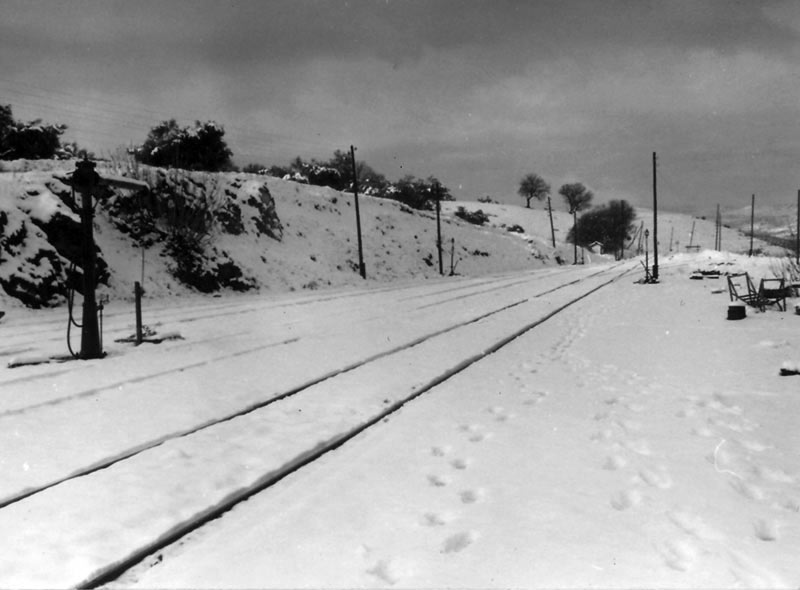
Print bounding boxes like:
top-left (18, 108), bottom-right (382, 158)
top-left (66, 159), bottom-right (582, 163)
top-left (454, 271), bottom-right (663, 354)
top-left (1, 251), bottom-right (799, 588)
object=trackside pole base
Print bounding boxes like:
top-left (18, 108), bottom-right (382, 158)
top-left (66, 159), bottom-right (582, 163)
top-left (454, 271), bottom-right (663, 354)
top-left (135, 281), bottom-right (144, 345)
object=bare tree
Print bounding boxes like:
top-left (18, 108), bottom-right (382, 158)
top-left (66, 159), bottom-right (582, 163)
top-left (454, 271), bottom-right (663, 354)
top-left (518, 173), bottom-right (550, 209)
top-left (559, 182), bottom-right (594, 264)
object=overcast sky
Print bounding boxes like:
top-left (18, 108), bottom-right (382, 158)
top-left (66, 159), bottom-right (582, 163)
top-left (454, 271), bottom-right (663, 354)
top-left (2, 0), bottom-right (800, 214)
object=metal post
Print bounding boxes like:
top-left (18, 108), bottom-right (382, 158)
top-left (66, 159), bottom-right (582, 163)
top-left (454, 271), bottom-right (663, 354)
top-left (652, 152), bottom-right (659, 280)
top-left (450, 237), bottom-right (456, 275)
top-left (75, 160), bottom-right (103, 359)
top-left (350, 145), bottom-right (366, 279)
top-left (749, 193), bottom-right (755, 257)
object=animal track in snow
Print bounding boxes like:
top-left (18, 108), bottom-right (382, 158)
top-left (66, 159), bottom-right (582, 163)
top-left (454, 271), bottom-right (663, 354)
top-left (441, 531), bottom-right (478, 553)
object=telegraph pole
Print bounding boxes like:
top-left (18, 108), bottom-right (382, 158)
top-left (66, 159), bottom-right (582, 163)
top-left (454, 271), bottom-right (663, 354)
top-left (749, 193), bottom-right (755, 257)
top-left (435, 182), bottom-right (443, 275)
top-left (652, 152), bottom-right (659, 281)
top-left (350, 145), bottom-right (366, 279)
top-left (547, 195), bottom-right (556, 248)
top-left (796, 189), bottom-right (799, 265)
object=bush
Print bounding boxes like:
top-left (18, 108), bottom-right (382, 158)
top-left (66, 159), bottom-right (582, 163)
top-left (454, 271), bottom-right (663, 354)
top-left (455, 207), bottom-right (490, 225)
top-left (1, 104), bottom-right (66, 160)
top-left (134, 119), bottom-right (234, 172)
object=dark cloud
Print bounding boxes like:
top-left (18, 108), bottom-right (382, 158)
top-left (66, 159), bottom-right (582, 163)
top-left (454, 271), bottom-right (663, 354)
top-left (1, 1), bottom-right (799, 213)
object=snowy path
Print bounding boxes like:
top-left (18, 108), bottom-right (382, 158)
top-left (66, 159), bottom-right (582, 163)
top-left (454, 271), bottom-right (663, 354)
top-left (0, 264), bottom-right (633, 588)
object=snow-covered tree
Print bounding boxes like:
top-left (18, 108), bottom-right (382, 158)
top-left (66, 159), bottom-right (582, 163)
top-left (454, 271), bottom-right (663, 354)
top-left (0, 104), bottom-right (67, 160)
top-left (135, 119), bottom-right (234, 172)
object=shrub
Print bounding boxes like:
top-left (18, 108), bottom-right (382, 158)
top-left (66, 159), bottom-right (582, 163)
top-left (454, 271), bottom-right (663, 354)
top-left (134, 119), bottom-right (234, 171)
top-left (455, 207), bottom-right (490, 225)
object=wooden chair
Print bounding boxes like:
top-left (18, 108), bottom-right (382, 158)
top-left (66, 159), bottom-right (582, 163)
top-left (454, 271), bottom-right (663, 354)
top-left (758, 278), bottom-right (788, 311)
top-left (727, 272), bottom-right (762, 309)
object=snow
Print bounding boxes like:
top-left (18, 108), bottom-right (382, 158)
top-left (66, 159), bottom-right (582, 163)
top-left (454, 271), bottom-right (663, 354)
top-left (0, 252), bottom-right (799, 588)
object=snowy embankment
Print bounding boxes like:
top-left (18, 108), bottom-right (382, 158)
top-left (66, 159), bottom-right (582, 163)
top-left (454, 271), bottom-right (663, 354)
top-left (0, 252), bottom-right (799, 588)
top-left (0, 160), bottom-right (558, 312)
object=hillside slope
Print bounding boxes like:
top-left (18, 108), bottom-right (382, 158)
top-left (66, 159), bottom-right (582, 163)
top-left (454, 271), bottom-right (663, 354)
top-left (0, 161), bottom-right (555, 310)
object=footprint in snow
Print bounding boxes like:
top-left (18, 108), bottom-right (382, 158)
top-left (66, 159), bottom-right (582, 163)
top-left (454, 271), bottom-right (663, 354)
top-left (487, 406), bottom-right (515, 422)
top-left (691, 425), bottom-right (716, 438)
top-left (739, 439), bottom-right (772, 453)
top-left (615, 418), bottom-right (642, 433)
top-left (460, 488), bottom-right (485, 504)
top-left (752, 465), bottom-right (795, 484)
top-left (602, 455), bottom-right (627, 471)
top-left (638, 467), bottom-right (673, 489)
top-left (590, 429), bottom-right (614, 443)
top-left (430, 445), bottom-right (452, 457)
top-left (421, 512), bottom-right (452, 527)
top-left (729, 478), bottom-right (766, 502)
top-left (623, 438), bottom-right (652, 456)
top-left (667, 509), bottom-right (723, 541)
top-left (753, 518), bottom-right (779, 542)
top-left (441, 531), bottom-right (478, 554)
top-left (366, 558), bottom-right (401, 585)
top-left (610, 489), bottom-right (642, 511)
top-left (451, 458), bottom-right (470, 470)
top-left (469, 431), bottom-right (493, 443)
top-left (658, 539), bottom-right (697, 572)
top-left (427, 474), bottom-right (450, 488)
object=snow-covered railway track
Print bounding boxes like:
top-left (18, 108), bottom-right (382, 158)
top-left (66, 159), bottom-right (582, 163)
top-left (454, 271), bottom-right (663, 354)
top-left (0, 266), bottom-right (618, 504)
top-left (0, 263), bottom-right (633, 588)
